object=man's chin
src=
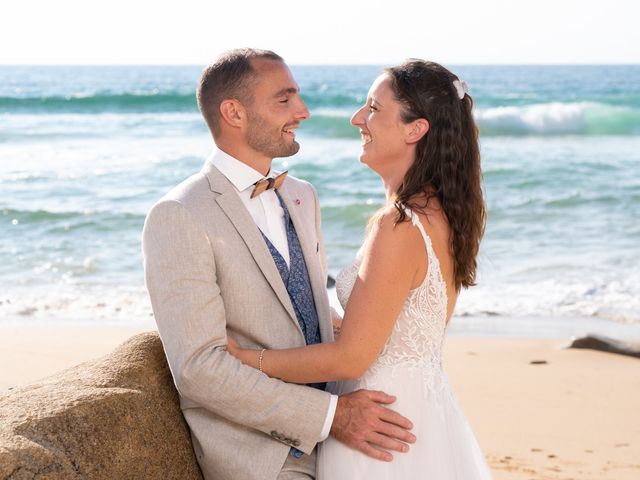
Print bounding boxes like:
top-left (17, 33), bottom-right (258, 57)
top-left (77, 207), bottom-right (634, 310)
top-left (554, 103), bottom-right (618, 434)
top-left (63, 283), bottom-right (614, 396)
top-left (276, 142), bottom-right (300, 158)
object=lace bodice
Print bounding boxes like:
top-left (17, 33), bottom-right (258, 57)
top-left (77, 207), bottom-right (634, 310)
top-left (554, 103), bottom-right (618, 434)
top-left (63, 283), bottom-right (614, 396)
top-left (335, 208), bottom-right (448, 377)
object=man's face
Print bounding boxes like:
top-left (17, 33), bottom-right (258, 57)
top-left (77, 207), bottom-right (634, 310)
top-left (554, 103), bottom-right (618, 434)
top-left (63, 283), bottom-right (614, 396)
top-left (243, 59), bottom-right (310, 159)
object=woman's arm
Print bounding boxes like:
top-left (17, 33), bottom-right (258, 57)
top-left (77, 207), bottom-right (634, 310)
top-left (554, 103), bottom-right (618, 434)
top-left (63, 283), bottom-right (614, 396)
top-left (227, 208), bottom-right (427, 383)
top-left (330, 307), bottom-right (343, 338)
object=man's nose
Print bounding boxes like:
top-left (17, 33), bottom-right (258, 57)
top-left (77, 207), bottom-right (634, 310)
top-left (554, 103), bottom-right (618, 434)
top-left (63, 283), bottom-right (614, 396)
top-left (298, 99), bottom-right (311, 120)
top-left (295, 98), bottom-right (310, 120)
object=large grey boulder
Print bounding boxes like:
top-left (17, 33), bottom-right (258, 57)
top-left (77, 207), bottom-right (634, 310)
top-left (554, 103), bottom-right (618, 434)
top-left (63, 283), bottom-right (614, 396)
top-left (0, 332), bottom-right (203, 479)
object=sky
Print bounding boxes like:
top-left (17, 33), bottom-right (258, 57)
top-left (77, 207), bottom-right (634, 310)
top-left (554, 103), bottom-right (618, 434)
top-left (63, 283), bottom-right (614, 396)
top-left (1, 0), bottom-right (638, 65)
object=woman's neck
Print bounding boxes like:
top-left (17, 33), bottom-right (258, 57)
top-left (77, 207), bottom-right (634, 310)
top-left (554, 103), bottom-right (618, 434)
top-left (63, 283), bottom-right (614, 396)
top-left (379, 153), bottom-right (414, 202)
top-left (382, 174), bottom-right (403, 202)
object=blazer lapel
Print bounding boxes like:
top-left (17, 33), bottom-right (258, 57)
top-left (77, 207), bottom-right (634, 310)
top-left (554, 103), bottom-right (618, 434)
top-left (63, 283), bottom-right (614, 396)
top-left (203, 163), bottom-right (299, 328)
top-left (279, 182), bottom-right (333, 343)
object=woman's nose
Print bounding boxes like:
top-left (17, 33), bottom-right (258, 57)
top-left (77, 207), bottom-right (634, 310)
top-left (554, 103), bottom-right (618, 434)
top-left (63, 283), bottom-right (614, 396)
top-left (351, 106), bottom-right (365, 127)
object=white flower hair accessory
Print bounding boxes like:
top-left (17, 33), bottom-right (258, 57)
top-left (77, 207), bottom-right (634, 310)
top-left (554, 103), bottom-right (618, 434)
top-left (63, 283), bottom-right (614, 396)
top-left (452, 79), bottom-right (469, 100)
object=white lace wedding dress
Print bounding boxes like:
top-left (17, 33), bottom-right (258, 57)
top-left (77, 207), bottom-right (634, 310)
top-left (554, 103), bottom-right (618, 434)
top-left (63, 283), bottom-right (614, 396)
top-left (317, 208), bottom-right (492, 479)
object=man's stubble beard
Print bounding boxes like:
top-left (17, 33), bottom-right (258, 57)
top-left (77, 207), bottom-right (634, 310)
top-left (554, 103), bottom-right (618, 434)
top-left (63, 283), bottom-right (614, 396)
top-left (245, 109), bottom-right (300, 159)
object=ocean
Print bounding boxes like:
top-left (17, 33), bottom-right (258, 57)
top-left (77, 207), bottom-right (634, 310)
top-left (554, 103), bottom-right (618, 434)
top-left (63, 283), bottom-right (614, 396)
top-left (1, 65), bottom-right (639, 338)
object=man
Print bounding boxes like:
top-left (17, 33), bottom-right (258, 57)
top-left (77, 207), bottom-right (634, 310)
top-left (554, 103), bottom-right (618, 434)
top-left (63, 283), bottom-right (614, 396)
top-left (142, 48), bottom-right (414, 480)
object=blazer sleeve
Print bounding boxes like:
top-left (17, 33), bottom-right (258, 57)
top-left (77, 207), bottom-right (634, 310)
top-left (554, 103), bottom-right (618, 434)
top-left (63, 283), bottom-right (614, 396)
top-left (142, 199), bottom-right (331, 454)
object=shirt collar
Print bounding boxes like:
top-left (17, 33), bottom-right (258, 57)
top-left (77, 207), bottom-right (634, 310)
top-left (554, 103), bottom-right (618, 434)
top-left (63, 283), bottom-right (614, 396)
top-left (208, 148), bottom-right (277, 193)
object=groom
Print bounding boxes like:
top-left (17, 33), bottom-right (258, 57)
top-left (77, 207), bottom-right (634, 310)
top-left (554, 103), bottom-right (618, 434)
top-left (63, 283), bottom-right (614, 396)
top-left (142, 48), bottom-right (414, 479)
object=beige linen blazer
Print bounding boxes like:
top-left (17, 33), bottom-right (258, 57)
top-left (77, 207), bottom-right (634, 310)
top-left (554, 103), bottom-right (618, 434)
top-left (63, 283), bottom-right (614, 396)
top-left (142, 160), bottom-right (333, 480)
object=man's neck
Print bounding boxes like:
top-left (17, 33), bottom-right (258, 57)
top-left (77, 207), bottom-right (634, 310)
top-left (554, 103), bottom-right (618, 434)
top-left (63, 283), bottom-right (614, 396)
top-left (214, 139), bottom-right (272, 176)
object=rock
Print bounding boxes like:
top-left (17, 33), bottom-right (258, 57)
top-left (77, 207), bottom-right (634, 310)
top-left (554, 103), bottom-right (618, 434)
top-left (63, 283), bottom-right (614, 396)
top-left (568, 334), bottom-right (640, 359)
top-left (0, 332), bottom-right (203, 479)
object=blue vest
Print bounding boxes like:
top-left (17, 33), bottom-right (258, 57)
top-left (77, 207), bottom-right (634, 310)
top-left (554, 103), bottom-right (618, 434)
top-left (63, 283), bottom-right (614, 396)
top-left (260, 192), bottom-right (324, 391)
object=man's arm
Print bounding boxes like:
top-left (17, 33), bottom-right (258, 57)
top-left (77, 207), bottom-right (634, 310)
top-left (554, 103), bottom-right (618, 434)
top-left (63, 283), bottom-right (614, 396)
top-left (142, 199), bottom-right (331, 454)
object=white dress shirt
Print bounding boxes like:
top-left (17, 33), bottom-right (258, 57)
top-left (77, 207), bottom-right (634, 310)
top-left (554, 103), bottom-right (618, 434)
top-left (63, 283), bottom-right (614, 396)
top-left (209, 148), bottom-right (337, 441)
top-left (209, 148), bottom-right (290, 265)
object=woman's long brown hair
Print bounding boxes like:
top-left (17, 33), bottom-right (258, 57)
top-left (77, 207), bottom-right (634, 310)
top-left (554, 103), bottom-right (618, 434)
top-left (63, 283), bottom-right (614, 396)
top-left (385, 60), bottom-right (486, 291)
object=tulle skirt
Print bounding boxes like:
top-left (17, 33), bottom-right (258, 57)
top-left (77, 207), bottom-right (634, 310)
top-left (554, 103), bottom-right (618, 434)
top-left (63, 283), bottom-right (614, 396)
top-left (317, 366), bottom-right (492, 479)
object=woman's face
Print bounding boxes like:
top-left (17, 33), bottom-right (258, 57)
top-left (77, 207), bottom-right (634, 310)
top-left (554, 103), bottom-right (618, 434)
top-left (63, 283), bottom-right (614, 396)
top-left (351, 74), bottom-right (413, 175)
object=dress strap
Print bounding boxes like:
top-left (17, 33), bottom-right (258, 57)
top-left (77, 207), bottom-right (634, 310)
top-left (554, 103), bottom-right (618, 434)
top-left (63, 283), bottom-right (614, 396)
top-left (402, 206), bottom-right (432, 252)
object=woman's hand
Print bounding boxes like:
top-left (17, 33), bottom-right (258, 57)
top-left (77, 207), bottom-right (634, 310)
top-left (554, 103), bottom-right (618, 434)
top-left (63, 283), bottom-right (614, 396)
top-left (226, 336), bottom-right (260, 370)
top-left (226, 335), bottom-right (241, 357)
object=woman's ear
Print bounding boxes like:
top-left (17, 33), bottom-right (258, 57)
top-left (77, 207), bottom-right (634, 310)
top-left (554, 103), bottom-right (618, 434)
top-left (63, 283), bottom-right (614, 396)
top-left (219, 99), bottom-right (245, 128)
top-left (406, 118), bottom-right (429, 144)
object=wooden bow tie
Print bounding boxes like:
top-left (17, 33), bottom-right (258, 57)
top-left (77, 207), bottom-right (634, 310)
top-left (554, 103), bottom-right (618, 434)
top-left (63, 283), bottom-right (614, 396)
top-left (251, 171), bottom-right (288, 198)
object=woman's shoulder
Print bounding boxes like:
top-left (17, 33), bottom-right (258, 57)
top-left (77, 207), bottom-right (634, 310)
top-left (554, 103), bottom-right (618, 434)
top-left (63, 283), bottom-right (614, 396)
top-left (367, 205), bottom-right (425, 253)
top-left (362, 204), bottom-right (428, 290)
top-left (370, 204), bottom-right (409, 230)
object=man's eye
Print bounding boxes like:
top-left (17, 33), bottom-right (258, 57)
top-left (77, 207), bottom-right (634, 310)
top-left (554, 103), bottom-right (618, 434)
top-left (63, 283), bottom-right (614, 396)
top-left (280, 98), bottom-right (289, 103)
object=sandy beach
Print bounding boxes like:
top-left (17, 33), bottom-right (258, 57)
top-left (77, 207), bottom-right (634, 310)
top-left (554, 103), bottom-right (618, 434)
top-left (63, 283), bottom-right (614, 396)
top-left (1, 326), bottom-right (638, 480)
top-left (445, 337), bottom-right (640, 480)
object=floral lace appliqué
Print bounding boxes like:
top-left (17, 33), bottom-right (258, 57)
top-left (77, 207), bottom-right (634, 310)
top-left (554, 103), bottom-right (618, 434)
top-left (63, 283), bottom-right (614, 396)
top-left (335, 208), bottom-right (449, 394)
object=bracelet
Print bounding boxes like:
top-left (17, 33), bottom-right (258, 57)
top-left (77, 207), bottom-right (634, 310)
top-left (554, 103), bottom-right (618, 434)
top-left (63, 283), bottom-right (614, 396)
top-left (258, 349), bottom-right (266, 373)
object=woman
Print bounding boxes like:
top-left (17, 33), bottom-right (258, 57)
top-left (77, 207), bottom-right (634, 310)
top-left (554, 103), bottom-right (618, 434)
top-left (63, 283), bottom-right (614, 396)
top-left (228, 59), bottom-right (491, 479)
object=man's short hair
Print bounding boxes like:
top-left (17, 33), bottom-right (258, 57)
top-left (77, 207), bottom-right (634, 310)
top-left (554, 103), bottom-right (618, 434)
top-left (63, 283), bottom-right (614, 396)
top-left (196, 48), bottom-right (283, 138)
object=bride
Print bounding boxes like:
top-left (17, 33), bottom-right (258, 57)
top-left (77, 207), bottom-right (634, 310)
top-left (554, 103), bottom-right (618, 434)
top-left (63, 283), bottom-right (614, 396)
top-left (228, 59), bottom-right (491, 479)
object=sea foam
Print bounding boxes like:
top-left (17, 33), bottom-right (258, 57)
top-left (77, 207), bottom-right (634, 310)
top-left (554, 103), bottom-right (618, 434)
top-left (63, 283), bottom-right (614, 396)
top-left (475, 102), bottom-right (640, 135)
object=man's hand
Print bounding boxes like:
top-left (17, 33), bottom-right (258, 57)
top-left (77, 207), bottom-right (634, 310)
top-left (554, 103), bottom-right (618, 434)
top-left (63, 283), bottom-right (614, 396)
top-left (330, 389), bottom-right (416, 462)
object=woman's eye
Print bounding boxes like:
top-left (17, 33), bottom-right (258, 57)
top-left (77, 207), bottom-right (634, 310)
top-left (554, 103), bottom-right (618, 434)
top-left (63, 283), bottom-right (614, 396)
top-left (369, 105), bottom-right (377, 112)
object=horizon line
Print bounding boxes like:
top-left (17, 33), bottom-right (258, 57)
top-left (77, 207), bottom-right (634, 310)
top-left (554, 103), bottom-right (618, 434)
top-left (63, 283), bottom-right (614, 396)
top-left (1, 62), bottom-right (640, 67)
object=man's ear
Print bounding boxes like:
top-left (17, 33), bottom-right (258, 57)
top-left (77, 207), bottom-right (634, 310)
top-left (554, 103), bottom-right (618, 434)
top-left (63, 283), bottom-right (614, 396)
top-left (406, 118), bottom-right (429, 144)
top-left (219, 99), bottom-right (245, 128)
